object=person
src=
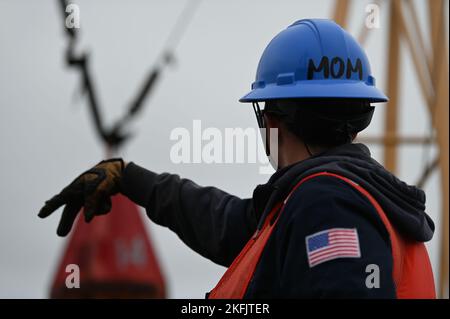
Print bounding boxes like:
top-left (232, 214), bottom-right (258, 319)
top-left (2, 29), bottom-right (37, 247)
top-left (38, 19), bottom-right (436, 298)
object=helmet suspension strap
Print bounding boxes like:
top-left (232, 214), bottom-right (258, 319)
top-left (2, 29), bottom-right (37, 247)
top-left (253, 102), bottom-right (271, 157)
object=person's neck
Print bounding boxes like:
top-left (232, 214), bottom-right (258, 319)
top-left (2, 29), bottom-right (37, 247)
top-left (278, 141), bottom-right (330, 169)
top-left (278, 143), bottom-right (311, 168)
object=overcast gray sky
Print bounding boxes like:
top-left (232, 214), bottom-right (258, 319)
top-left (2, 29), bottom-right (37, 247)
top-left (0, 0), bottom-right (447, 298)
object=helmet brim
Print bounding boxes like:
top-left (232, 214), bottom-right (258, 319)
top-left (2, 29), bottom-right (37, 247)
top-left (239, 80), bottom-right (388, 103)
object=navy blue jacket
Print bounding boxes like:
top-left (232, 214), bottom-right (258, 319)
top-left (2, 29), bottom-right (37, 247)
top-left (120, 143), bottom-right (434, 298)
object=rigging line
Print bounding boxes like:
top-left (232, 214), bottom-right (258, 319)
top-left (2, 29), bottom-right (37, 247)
top-left (58, 0), bottom-right (76, 39)
top-left (127, 0), bottom-right (203, 112)
top-left (58, 0), bottom-right (108, 143)
top-left (163, 0), bottom-right (203, 54)
top-left (107, 0), bottom-right (203, 143)
top-left (58, 0), bottom-right (203, 148)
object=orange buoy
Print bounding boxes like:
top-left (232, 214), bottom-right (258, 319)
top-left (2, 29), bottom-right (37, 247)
top-left (50, 194), bottom-right (166, 298)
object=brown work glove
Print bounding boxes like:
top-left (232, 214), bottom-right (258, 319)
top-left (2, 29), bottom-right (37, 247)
top-left (38, 158), bottom-right (125, 237)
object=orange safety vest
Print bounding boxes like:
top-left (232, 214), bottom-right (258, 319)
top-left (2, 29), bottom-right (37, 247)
top-left (208, 172), bottom-right (436, 299)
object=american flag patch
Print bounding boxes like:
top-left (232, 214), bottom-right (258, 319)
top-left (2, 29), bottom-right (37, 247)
top-left (305, 228), bottom-right (361, 268)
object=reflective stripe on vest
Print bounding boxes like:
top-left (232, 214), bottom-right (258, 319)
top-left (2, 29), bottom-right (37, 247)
top-left (208, 172), bottom-right (436, 299)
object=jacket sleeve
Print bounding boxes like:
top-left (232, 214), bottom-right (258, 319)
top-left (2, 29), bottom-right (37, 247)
top-left (119, 162), bottom-right (257, 267)
top-left (277, 176), bottom-right (396, 298)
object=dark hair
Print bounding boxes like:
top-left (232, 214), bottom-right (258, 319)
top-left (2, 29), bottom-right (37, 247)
top-left (264, 99), bottom-right (374, 148)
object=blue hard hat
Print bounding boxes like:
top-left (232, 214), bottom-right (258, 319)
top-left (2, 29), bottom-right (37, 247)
top-left (240, 19), bottom-right (388, 103)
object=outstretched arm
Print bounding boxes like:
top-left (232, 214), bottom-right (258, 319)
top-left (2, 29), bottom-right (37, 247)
top-left (39, 159), bottom-right (256, 266)
top-left (120, 163), bottom-right (257, 267)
